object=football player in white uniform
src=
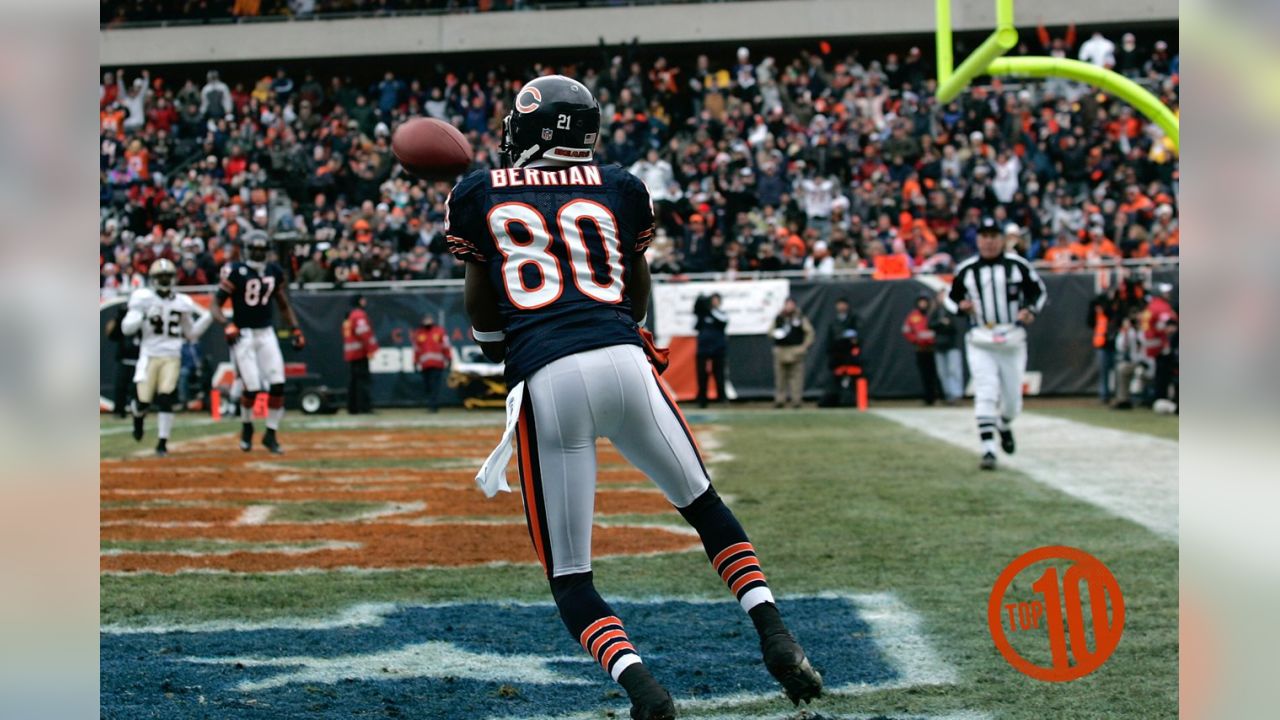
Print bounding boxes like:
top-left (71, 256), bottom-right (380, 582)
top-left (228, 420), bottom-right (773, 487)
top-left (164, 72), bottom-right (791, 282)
top-left (122, 259), bottom-right (213, 456)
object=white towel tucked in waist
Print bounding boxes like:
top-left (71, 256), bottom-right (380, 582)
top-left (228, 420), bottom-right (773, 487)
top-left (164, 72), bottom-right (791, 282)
top-left (474, 380), bottom-right (524, 498)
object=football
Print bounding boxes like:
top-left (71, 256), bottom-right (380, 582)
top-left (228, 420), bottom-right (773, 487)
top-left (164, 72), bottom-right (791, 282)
top-left (392, 117), bottom-right (473, 180)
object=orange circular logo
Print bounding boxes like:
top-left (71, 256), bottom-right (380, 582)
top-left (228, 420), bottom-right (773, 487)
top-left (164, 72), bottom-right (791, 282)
top-left (988, 546), bottom-right (1124, 681)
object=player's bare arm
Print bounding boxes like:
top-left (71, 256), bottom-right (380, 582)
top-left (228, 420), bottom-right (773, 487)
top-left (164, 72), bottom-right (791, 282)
top-left (464, 262), bottom-right (506, 362)
top-left (628, 253), bottom-right (652, 324)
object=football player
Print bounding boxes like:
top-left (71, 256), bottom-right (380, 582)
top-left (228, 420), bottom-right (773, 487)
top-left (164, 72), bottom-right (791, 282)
top-left (210, 230), bottom-right (305, 454)
top-left (451, 75), bottom-right (821, 719)
top-left (122, 259), bottom-right (212, 456)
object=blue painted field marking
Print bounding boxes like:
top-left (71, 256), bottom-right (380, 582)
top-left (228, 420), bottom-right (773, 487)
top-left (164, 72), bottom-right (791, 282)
top-left (102, 594), bottom-right (948, 720)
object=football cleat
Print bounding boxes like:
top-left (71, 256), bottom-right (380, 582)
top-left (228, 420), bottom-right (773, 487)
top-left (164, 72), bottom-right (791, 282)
top-left (155, 439), bottom-right (168, 458)
top-left (239, 423), bottom-right (253, 452)
top-left (262, 429), bottom-right (284, 455)
top-left (1000, 428), bottom-right (1016, 455)
top-left (132, 414), bottom-right (144, 442)
top-left (618, 664), bottom-right (676, 720)
top-left (980, 452), bottom-right (997, 470)
top-left (761, 631), bottom-right (823, 706)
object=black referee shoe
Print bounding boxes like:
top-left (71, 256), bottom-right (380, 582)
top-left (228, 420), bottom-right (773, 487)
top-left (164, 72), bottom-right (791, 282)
top-left (1000, 428), bottom-right (1016, 455)
top-left (980, 452), bottom-right (997, 471)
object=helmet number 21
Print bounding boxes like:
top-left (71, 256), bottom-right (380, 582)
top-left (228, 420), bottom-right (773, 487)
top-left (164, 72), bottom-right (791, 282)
top-left (556, 114), bottom-right (571, 130)
top-left (487, 200), bottom-right (624, 310)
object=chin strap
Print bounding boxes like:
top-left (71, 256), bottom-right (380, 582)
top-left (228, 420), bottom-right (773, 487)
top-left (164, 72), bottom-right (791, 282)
top-left (512, 144), bottom-right (542, 169)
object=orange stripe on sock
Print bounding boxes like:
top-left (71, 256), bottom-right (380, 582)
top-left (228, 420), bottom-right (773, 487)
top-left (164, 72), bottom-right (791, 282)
top-left (579, 616), bottom-right (621, 650)
top-left (600, 641), bottom-right (636, 670)
top-left (588, 629), bottom-right (628, 660)
top-left (730, 570), bottom-right (768, 596)
top-left (517, 407), bottom-right (546, 571)
top-left (719, 556), bottom-right (760, 584)
top-left (712, 542), bottom-right (754, 570)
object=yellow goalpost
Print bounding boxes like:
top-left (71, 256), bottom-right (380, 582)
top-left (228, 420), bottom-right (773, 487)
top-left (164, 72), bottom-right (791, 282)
top-left (934, 0), bottom-right (1179, 151)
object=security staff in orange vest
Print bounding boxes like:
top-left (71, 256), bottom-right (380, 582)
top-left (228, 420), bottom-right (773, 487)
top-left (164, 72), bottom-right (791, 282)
top-left (1087, 279), bottom-right (1145, 404)
top-left (411, 315), bottom-right (452, 413)
top-left (343, 294), bottom-right (379, 414)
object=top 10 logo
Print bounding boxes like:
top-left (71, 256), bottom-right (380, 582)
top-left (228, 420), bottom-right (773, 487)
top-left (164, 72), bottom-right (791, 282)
top-left (988, 545), bottom-right (1126, 681)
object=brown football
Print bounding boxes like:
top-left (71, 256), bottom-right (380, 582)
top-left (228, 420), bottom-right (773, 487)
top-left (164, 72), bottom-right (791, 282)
top-left (392, 117), bottom-right (473, 180)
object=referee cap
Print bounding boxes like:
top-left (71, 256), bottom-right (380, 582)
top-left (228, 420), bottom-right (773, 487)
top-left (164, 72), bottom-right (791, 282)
top-left (978, 217), bottom-right (1000, 233)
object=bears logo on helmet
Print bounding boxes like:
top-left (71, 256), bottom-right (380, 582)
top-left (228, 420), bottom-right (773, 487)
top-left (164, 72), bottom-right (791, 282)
top-left (515, 86), bottom-right (543, 114)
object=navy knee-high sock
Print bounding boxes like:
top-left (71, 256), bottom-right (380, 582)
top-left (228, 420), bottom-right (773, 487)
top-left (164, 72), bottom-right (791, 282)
top-left (677, 486), bottom-right (776, 613)
top-left (549, 571), bottom-right (643, 682)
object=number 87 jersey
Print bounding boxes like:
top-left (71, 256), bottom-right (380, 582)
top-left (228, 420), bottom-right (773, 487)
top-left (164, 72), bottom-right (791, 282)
top-left (445, 163), bottom-right (655, 383)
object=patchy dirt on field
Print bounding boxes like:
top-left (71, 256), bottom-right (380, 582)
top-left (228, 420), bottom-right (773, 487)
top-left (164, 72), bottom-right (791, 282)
top-left (101, 427), bottom-right (700, 574)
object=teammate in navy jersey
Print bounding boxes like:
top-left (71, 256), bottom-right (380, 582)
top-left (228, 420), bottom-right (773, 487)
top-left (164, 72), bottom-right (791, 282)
top-left (210, 230), bottom-right (306, 454)
top-left (449, 75), bottom-right (821, 720)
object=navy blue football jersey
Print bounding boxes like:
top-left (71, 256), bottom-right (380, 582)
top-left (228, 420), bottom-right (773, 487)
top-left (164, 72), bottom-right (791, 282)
top-left (217, 261), bottom-right (286, 329)
top-left (446, 163), bottom-right (655, 383)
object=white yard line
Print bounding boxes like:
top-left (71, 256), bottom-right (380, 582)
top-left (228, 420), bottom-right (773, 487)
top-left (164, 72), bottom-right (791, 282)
top-left (873, 408), bottom-right (1177, 540)
top-left (235, 505), bottom-right (274, 525)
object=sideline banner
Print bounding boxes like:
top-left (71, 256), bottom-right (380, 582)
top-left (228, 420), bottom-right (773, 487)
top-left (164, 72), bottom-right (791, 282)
top-left (651, 279), bottom-right (790, 344)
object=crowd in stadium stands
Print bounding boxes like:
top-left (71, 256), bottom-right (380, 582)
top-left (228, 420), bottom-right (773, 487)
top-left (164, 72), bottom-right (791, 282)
top-left (99, 27), bottom-right (1178, 298)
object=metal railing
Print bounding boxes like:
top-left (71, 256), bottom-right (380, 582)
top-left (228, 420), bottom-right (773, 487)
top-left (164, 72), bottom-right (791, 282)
top-left (138, 257), bottom-right (1177, 298)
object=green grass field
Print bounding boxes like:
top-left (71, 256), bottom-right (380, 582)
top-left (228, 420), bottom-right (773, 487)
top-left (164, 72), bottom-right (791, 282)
top-left (100, 404), bottom-right (1177, 719)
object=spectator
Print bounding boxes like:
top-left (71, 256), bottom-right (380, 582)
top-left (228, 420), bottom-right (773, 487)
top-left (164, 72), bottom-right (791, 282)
top-left (1079, 31), bottom-right (1116, 68)
top-left (342, 294), bottom-right (379, 415)
top-left (929, 290), bottom-right (964, 405)
top-left (902, 293), bottom-right (943, 406)
top-left (821, 296), bottom-right (862, 407)
top-left (771, 298), bottom-right (814, 409)
top-left (176, 254), bottom-right (208, 286)
top-left (200, 70), bottom-right (231, 119)
top-left (412, 315), bottom-right (452, 413)
top-left (1116, 33), bottom-right (1144, 77)
top-left (1112, 312), bottom-right (1143, 409)
top-left (297, 246), bottom-right (331, 284)
top-left (1143, 284), bottom-right (1178, 405)
top-left (693, 293), bottom-right (728, 408)
top-left (104, 305), bottom-right (141, 418)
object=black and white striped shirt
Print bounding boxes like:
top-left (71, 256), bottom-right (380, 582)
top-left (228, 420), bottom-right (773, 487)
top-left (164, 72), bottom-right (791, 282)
top-left (944, 253), bottom-right (1047, 327)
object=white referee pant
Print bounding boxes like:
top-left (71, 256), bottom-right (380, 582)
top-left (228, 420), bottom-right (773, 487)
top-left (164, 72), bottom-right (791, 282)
top-left (965, 328), bottom-right (1027, 423)
top-left (516, 344), bottom-right (710, 578)
top-left (232, 326), bottom-right (286, 392)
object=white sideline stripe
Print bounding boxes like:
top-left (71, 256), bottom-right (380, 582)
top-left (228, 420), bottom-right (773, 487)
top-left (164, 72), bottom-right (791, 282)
top-left (874, 408), bottom-right (1178, 540)
top-left (235, 505), bottom-right (274, 525)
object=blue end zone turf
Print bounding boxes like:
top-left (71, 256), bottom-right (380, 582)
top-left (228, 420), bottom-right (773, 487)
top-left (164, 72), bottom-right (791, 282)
top-left (102, 596), bottom-right (897, 719)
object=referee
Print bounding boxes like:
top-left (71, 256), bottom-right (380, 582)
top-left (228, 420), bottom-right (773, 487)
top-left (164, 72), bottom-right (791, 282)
top-left (944, 218), bottom-right (1047, 470)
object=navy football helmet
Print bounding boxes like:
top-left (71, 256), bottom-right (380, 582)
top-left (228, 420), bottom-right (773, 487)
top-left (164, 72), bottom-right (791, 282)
top-left (501, 75), bottom-right (600, 168)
